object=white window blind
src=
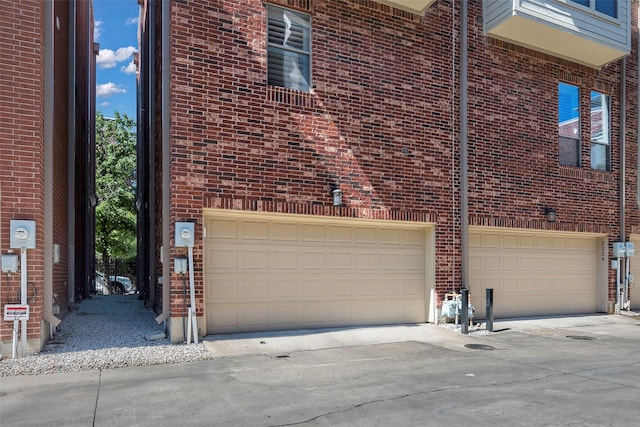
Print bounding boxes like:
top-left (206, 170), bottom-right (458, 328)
top-left (267, 5), bottom-right (311, 92)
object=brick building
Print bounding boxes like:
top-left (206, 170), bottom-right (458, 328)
top-left (137, 0), bottom-right (639, 343)
top-left (0, 0), bottom-right (97, 354)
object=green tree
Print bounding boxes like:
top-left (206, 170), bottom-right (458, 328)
top-left (95, 111), bottom-right (137, 283)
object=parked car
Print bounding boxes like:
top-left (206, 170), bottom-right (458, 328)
top-left (109, 275), bottom-right (135, 294)
top-left (94, 272), bottom-right (107, 294)
top-left (94, 273), bottom-right (135, 294)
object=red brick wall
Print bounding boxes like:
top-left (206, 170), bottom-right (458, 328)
top-left (166, 0), bottom-right (639, 317)
top-left (53, 0), bottom-right (71, 310)
top-left (0, 0), bottom-right (46, 342)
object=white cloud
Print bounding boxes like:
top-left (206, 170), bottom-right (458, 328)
top-left (97, 82), bottom-right (126, 98)
top-left (94, 20), bottom-right (104, 41)
top-left (121, 60), bottom-right (137, 75)
top-left (125, 17), bottom-right (139, 26)
top-left (100, 101), bottom-right (110, 107)
top-left (97, 46), bottom-right (138, 69)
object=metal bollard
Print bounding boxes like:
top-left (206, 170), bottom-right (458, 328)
top-left (461, 288), bottom-right (469, 334)
top-left (486, 288), bottom-right (494, 332)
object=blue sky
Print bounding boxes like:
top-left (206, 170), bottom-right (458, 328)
top-left (93, 0), bottom-right (139, 121)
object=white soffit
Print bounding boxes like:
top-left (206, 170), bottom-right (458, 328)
top-left (378, 0), bottom-right (437, 15)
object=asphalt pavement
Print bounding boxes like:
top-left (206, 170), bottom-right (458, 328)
top-left (2, 314), bottom-right (640, 426)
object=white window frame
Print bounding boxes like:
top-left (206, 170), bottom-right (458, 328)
top-left (590, 91), bottom-right (611, 171)
top-left (558, 82), bottom-right (581, 167)
top-left (266, 4), bottom-right (311, 92)
top-left (565, 0), bottom-right (618, 20)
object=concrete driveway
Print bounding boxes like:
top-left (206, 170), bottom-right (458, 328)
top-left (2, 314), bottom-right (640, 426)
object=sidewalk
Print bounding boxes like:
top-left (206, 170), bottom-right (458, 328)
top-left (3, 313), bottom-right (639, 426)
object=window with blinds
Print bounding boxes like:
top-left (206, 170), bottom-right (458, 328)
top-left (267, 5), bottom-right (311, 92)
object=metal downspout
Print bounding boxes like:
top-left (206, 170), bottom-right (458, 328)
top-left (148, 2), bottom-right (157, 308)
top-left (617, 57), bottom-right (626, 312)
top-left (460, 0), bottom-right (469, 290)
top-left (68, 0), bottom-right (77, 303)
top-left (44, 0), bottom-right (62, 332)
top-left (638, 4), bottom-right (640, 208)
top-left (620, 57), bottom-right (626, 244)
top-left (155, 0), bottom-right (171, 325)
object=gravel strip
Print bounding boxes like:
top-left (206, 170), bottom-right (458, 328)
top-left (0, 294), bottom-right (212, 377)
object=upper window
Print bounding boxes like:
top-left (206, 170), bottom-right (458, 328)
top-left (558, 83), bottom-right (580, 167)
top-left (590, 91), bottom-right (610, 171)
top-left (568, 0), bottom-right (617, 18)
top-left (267, 5), bottom-right (311, 92)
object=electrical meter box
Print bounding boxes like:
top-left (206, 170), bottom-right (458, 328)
top-left (174, 257), bottom-right (188, 274)
top-left (10, 220), bottom-right (36, 249)
top-left (625, 242), bottom-right (635, 257)
top-left (175, 222), bottom-right (195, 247)
top-left (2, 254), bottom-right (18, 273)
top-left (613, 242), bottom-right (626, 258)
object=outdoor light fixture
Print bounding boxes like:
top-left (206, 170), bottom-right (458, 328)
top-left (544, 207), bottom-right (557, 222)
top-left (332, 188), bottom-right (343, 206)
top-left (329, 183), bottom-right (343, 206)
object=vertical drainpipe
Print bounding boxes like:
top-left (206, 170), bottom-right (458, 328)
top-left (155, 0), bottom-right (171, 326)
top-left (620, 57), bottom-right (626, 244)
top-left (460, 0), bottom-right (469, 290)
top-left (637, 4), bottom-right (640, 209)
top-left (618, 57), bottom-right (626, 311)
top-left (68, 0), bottom-right (77, 303)
top-left (44, 0), bottom-right (62, 332)
top-left (148, 1), bottom-right (157, 308)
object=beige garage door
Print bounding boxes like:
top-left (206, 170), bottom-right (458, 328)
top-left (204, 213), bottom-right (430, 334)
top-left (470, 229), bottom-right (601, 319)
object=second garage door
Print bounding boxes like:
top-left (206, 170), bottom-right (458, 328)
top-left (204, 213), bottom-right (432, 334)
top-left (469, 228), bottom-right (605, 318)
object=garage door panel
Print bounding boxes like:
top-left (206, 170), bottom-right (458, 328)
top-left (328, 226), bottom-right (352, 243)
top-left (352, 302), bottom-right (377, 322)
top-left (355, 228), bottom-right (376, 244)
top-left (520, 236), bottom-right (535, 249)
top-left (271, 279), bottom-right (299, 298)
top-left (551, 238), bottom-right (566, 250)
top-left (534, 279), bottom-right (550, 292)
top-left (240, 279), bottom-right (269, 299)
top-left (209, 277), bottom-right (238, 299)
top-left (518, 256), bottom-right (535, 271)
top-left (273, 250), bottom-right (298, 269)
top-left (208, 307), bottom-right (238, 331)
top-left (535, 257), bottom-right (550, 271)
top-left (484, 256), bottom-right (501, 271)
top-left (209, 248), bottom-right (237, 269)
top-left (328, 252), bottom-right (352, 269)
top-left (551, 258), bottom-right (566, 271)
top-left (301, 251), bottom-right (325, 269)
top-left (484, 234), bottom-right (501, 248)
top-left (243, 221), bottom-right (269, 240)
top-left (502, 235), bottom-right (518, 249)
top-left (302, 224), bottom-right (325, 242)
top-left (536, 237), bottom-right (551, 250)
top-left (469, 233), bottom-right (483, 248)
top-left (402, 278), bottom-right (425, 295)
top-left (211, 220), bottom-right (238, 239)
top-left (355, 253), bottom-right (377, 270)
top-left (206, 216), bottom-right (429, 333)
top-left (403, 229), bottom-right (424, 246)
top-left (471, 229), bottom-right (599, 318)
top-left (353, 279), bottom-right (376, 296)
top-left (403, 253), bottom-right (424, 270)
top-left (327, 281), bottom-right (352, 297)
top-left (300, 279), bottom-right (326, 297)
top-left (242, 250), bottom-right (269, 269)
top-left (379, 229), bottom-right (402, 245)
